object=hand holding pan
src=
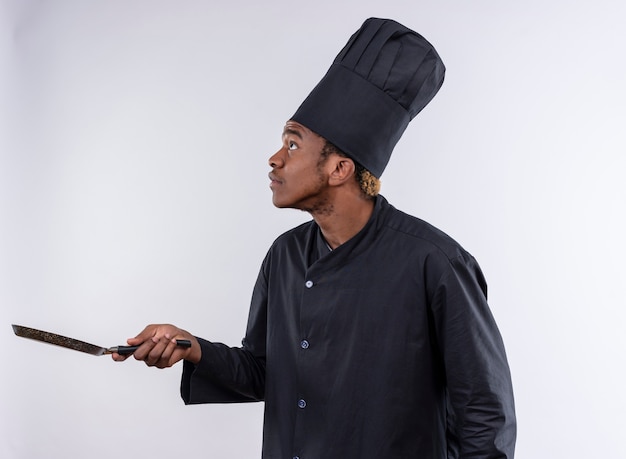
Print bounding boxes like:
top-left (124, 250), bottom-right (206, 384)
top-left (12, 324), bottom-right (192, 356)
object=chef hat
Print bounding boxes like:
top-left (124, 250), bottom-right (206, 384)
top-left (291, 18), bottom-right (445, 178)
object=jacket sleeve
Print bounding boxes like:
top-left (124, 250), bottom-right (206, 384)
top-left (430, 253), bottom-right (517, 458)
top-left (181, 260), bottom-right (268, 404)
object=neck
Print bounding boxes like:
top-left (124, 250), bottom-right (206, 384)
top-left (310, 192), bottom-right (375, 250)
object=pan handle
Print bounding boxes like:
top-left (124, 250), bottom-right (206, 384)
top-left (109, 339), bottom-right (192, 355)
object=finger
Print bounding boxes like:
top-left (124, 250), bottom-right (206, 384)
top-left (153, 333), bottom-right (195, 368)
top-left (174, 335), bottom-right (201, 365)
top-left (132, 335), bottom-right (160, 362)
top-left (127, 325), bottom-right (159, 346)
top-left (110, 351), bottom-right (130, 362)
top-left (155, 336), bottom-right (180, 369)
top-left (144, 335), bottom-right (172, 367)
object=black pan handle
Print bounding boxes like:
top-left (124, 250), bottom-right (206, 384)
top-left (112, 339), bottom-right (192, 355)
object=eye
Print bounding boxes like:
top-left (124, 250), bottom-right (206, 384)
top-left (288, 140), bottom-right (298, 151)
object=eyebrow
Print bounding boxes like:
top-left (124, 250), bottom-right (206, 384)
top-left (282, 128), bottom-right (303, 140)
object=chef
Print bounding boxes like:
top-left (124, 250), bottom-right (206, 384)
top-left (114, 17), bottom-right (517, 458)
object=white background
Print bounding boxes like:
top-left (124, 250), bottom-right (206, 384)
top-left (1, 1), bottom-right (625, 458)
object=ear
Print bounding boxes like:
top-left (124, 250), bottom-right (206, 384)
top-left (328, 157), bottom-right (356, 186)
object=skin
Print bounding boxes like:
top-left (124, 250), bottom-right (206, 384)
top-left (112, 120), bottom-right (374, 367)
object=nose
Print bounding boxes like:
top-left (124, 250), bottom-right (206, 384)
top-left (268, 147), bottom-right (285, 169)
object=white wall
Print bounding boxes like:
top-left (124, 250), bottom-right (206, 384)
top-left (1, 1), bottom-right (625, 457)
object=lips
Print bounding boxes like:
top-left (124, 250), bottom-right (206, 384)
top-left (268, 172), bottom-right (282, 188)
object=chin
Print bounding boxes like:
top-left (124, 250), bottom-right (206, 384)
top-left (271, 192), bottom-right (318, 212)
top-left (271, 195), bottom-right (291, 209)
top-left (272, 199), bottom-right (303, 211)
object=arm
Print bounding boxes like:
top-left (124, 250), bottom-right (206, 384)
top-left (111, 323), bottom-right (266, 402)
top-left (112, 258), bottom-right (269, 404)
top-left (181, 260), bottom-right (269, 404)
top-left (431, 254), bottom-right (516, 458)
top-left (181, 337), bottom-right (265, 403)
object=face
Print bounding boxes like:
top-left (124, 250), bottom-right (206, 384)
top-left (268, 121), bottom-right (332, 212)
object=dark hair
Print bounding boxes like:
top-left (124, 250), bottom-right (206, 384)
top-left (320, 141), bottom-right (380, 197)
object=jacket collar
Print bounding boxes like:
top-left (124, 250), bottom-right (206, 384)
top-left (308, 195), bottom-right (391, 274)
